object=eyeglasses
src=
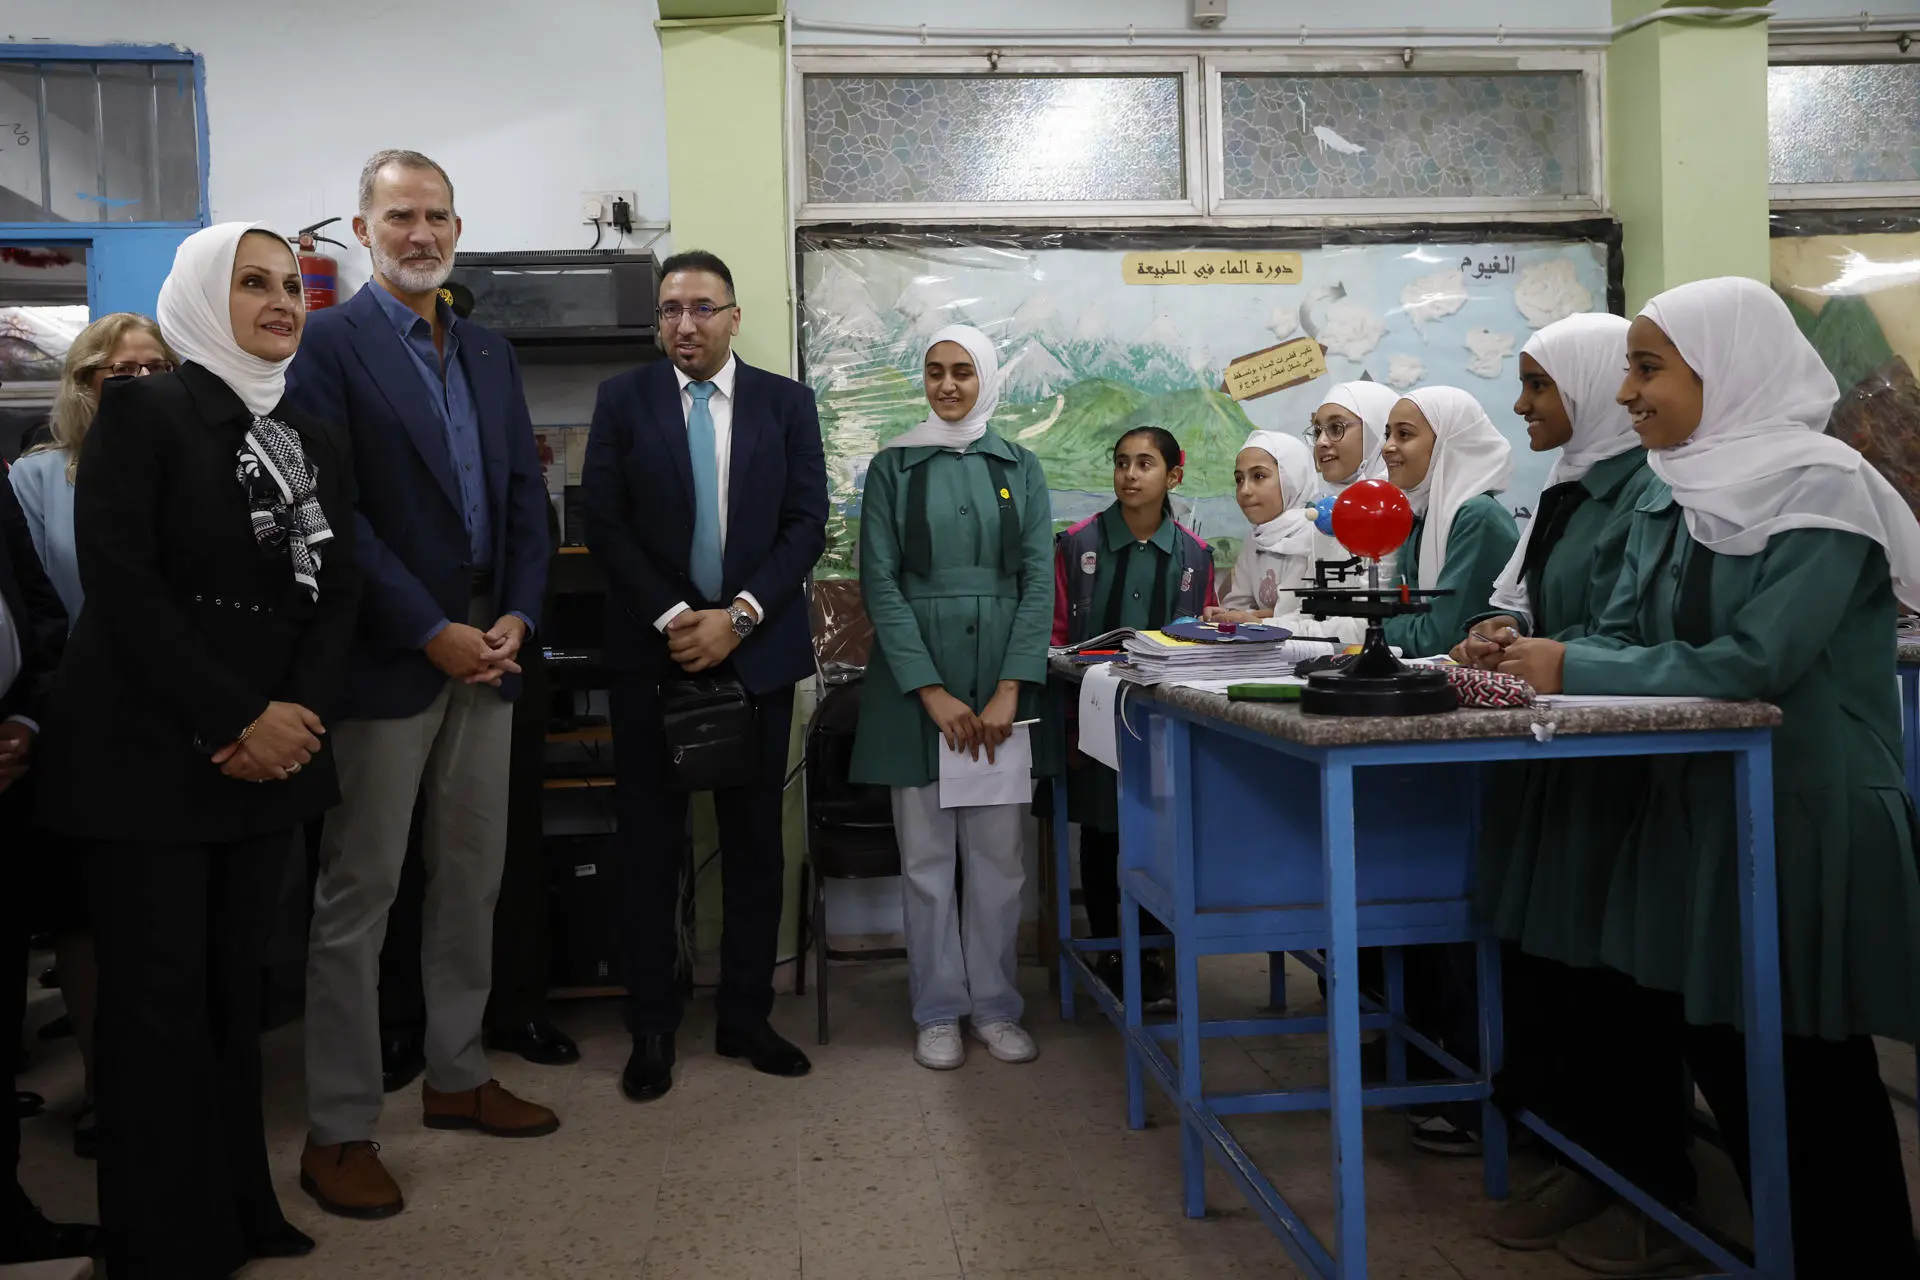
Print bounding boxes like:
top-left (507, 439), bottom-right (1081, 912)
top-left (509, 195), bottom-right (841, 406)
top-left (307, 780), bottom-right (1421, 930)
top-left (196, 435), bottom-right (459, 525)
top-left (104, 360), bottom-right (176, 378)
top-left (657, 301), bottom-right (736, 324)
top-left (1304, 418), bottom-right (1362, 444)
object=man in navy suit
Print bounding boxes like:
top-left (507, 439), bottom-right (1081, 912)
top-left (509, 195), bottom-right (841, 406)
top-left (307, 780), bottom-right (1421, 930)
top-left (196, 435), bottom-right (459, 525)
top-left (582, 250), bottom-right (827, 1100)
top-left (288, 150), bottom-right (558, 1220)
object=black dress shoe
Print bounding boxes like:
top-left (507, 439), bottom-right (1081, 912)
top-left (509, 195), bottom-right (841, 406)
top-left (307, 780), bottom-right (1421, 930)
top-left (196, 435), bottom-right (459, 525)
top-left (245, 1221), bottom-right (317, 1258)
top-left (14, 1091), bottom-right (43, 1119)
top-left (0, 1202), bottom-right (103, 1264)
top-left (716, 1021), bottom-right (812, 1079)
top-left (620, 1034), bottom-right (675, 1102)
top-left (381, 1034), bottom-right (426, 1095)
top-left (485, 1020), bottom-right (581, 1066)
top-left (36, 1013), bottom-right (73, 1041)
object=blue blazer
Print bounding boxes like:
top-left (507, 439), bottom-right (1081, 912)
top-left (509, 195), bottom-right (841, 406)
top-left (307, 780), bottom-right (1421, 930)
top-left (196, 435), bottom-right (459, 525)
top-left (581, 356), bottom-right (827, 695)
top-left (286, 283), bottom-right (550, 720)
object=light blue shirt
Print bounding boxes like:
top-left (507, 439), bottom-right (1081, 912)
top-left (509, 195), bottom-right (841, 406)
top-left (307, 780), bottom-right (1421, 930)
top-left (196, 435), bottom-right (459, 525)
top-left (8, 448), bottom-right (82, 628)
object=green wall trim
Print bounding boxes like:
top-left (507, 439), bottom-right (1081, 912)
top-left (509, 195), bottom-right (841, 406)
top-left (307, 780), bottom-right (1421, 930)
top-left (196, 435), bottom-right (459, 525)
top-left (657, 13), bottom-right (785, 29)
top-left (657, 0), bottom-right (782, 19)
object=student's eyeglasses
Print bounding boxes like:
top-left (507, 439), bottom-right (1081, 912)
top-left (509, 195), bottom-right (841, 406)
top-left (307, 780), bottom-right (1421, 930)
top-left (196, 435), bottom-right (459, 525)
top-left (657, 301), bottom-right (736, 324)
top-left (104, 360), bottom-right (176, 378)
top-left (1304, 418), bottom-right (1361, 444)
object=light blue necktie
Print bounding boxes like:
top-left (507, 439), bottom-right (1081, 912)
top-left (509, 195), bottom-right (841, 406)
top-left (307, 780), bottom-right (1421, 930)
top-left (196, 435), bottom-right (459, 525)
top-left (686, 380), bottom-right (724, 602)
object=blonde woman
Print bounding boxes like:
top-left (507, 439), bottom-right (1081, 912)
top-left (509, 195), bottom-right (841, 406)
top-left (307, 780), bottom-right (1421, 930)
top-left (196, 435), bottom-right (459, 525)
top-left (6, 312), bottom-right (173, 1162)
top-left (12, 313), bottom-right (177, 621)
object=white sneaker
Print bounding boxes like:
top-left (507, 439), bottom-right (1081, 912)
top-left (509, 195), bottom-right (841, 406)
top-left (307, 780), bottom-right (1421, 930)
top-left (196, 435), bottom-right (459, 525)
top-left (968, 1019), bottom-right (1038, 1064)
top-left (915, 1021), bottom-right (965, 1070)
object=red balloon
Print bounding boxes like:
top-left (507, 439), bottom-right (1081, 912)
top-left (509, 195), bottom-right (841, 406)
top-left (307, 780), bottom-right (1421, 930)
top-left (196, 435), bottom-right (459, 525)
top-left (1331, 479), bottom-right (1415, 560)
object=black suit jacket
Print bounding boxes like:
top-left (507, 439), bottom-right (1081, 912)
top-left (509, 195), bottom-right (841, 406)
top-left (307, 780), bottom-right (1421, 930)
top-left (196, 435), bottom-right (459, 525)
top-left (0, 471), bottom-right (66, 724)
top-left (36, 364), bottom-right (362, 844)
top-left (581, 356), bottom-right (827, 695)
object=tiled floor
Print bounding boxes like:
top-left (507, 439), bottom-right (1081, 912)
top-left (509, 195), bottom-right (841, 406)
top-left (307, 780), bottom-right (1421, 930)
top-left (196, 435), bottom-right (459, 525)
top-left (16, 952), bottom-right (1920, 1279)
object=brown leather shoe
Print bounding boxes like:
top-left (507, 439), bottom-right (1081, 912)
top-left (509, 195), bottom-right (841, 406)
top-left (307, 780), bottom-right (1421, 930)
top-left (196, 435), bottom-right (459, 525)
top-left (300, 1138), bottom-right (403, 1220)
top-left (421, 1079), bottom-right (559, 1138)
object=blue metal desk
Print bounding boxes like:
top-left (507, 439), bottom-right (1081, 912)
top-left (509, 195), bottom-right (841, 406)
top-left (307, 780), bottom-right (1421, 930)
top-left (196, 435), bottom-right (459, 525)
top-left (1049, 664), bottom-right (1790, 1280)
top-left (1898, 644), bottom-right (1919, 1106)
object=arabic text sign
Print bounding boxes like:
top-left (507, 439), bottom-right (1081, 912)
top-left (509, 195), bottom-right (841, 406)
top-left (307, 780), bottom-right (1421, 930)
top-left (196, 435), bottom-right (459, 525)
top-left (1222, 338), bottom-right (1330, 402)
top-left (1121, 251), bottom-right (1304, 286)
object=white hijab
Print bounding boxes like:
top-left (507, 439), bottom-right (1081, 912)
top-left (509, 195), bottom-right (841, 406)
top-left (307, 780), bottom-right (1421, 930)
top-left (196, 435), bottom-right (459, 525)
top-left (886, 324), bottom-right (1002, 451)
top-left (156, 221), bottom-right (294, 418)
top-left (1488, 313), bottom-right (1640, 616)
top-left (1401, 386), bottom-right (1514, 587)
top-left (1239, 430), bottom-right (1318, 557)
top-left (1641, 276), bottom-right (1920, 610)
top-left (1315, 380), bottom-right (1398, 495)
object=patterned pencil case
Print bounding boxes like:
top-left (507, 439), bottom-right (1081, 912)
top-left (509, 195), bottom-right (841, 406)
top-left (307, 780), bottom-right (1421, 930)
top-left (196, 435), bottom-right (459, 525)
top-left (1442, 665), bottom-right (1536, 708)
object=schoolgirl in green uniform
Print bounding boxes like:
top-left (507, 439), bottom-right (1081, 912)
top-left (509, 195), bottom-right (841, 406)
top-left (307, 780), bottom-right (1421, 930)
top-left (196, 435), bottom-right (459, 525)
top-left (1500, 277), bottom-right (1920, 1276)
top-left (852, 325), bottom-right (1054, 1073)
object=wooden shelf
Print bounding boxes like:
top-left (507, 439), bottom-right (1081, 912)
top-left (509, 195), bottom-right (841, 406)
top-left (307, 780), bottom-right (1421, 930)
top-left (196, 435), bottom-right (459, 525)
top-left (547, 725), bottom-right (613, 745)
top-left (543, 775), bottom-right (616, 790)
top-left (558, 545), bottom-right (591, 555)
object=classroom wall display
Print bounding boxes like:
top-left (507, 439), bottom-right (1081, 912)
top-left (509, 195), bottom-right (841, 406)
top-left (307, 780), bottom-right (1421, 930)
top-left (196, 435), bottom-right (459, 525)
top-left (1770, 212), bottom-right (1920, 518)
top-left (798, 228), bottom-right (1618, 580)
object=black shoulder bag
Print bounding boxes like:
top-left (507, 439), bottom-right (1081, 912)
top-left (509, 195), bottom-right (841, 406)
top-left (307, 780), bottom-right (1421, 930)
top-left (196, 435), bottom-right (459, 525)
top-left (658, 674), bottom-right (762, 793)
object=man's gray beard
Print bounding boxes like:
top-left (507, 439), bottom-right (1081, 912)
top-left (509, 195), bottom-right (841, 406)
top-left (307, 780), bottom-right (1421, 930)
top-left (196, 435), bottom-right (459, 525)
top-left (374, 247), bottom-right (454, 294)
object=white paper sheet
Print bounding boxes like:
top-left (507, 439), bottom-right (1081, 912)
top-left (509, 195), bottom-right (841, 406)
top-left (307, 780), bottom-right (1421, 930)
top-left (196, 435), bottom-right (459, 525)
top-left (938, 725), bottom-right (1034, 809)
top-left (1077, 662), bottom-right (1124, 771)
top-left (1531, 694), bottom-right (1717, 708)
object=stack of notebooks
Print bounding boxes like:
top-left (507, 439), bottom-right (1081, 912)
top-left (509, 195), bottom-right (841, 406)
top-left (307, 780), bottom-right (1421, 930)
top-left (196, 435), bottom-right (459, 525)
top-left (1113, 628), bottom-right (1341, 684)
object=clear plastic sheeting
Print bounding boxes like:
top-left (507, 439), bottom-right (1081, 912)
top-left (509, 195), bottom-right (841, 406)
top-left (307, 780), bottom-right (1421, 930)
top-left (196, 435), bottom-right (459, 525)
top-left (1771, 210), bottom-right (1920, 518)
top-left (798, 225), bottom-right (1620, 599)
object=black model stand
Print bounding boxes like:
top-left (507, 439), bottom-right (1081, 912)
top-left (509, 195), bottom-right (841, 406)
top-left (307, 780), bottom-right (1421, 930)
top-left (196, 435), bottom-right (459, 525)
top-left (1295, 560), bottom-right (1457, 717)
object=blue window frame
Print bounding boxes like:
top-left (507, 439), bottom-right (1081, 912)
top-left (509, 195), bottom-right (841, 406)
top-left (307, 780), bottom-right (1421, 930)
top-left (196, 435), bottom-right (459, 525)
top-left (0, 43), bottom-right (209, 317)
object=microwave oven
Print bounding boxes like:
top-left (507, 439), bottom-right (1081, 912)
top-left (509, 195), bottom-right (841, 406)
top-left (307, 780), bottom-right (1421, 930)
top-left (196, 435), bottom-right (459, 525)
top-left (444, 250), bottom-right (657, 343)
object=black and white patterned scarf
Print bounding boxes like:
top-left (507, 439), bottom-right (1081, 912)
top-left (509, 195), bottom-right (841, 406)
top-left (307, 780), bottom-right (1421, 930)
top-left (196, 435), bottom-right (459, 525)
top-left (236, 415), bottom-right (334, 600)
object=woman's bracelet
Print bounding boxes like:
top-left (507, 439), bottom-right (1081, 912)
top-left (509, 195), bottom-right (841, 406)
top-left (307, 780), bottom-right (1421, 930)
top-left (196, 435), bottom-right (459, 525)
top-left (238, 716), bottom-right (261, 744)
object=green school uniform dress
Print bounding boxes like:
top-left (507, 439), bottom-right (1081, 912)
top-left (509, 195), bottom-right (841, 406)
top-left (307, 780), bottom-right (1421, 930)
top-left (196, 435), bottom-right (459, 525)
top-left (1383, 493), bottom-right (1520, 657)
top-left (851, 431), bottom-right (1054, 790)
top-left (1067, 506), bottom-right (1191, 833)
top-left (1562, 480), bottom-right (1920, 1041)
top-left (1474, 450), bottom-right (1660, 963)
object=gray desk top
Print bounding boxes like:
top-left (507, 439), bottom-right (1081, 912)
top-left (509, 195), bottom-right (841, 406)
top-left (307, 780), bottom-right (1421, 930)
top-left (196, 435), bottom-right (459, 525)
top-left (1049, 656), bottom-right (1780, 748)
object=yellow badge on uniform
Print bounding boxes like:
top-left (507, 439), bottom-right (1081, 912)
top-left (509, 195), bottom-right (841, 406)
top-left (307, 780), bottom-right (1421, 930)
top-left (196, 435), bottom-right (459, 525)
top-left (999, 487), bottom-right (1011, 499)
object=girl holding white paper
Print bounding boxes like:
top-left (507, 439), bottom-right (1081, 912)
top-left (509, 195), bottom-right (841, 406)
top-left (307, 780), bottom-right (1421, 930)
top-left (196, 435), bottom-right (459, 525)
top-left (852, 325), bottom-right (1054, 1072)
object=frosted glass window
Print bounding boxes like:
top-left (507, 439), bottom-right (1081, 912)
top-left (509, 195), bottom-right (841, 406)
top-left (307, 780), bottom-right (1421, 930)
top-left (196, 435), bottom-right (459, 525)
top-left (803, 74), bottom-right (1186, 204)
top-left (1219, 72), bottom-right (1585, 201)
top-left (1768, 63), bottom-right (1920, 186)
top-left (0, 60), bottom-right (200, 223)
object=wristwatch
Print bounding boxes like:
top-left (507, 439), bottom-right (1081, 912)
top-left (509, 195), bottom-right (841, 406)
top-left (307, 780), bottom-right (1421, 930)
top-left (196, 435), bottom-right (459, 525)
top-left (727, 603), bottom-right (757, 639)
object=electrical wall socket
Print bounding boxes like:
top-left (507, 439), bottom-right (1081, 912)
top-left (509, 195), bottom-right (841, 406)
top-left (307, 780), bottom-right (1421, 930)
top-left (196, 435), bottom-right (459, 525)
top-left (581, 190), bottom-right (638, 226)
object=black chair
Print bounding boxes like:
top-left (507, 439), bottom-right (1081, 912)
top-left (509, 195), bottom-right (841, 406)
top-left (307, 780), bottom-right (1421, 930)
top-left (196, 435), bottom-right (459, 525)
top-left (794, 677), bottom-right (904, 1044)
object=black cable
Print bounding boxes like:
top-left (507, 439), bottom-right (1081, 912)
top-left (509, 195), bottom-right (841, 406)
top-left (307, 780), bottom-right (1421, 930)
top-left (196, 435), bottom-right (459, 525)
top-left (587, 218), bottom-right (603, 251)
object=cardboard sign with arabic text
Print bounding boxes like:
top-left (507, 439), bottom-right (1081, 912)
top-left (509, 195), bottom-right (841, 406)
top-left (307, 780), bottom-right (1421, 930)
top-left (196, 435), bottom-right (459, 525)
top-left (1222, 337), bottom-right (1330, 402)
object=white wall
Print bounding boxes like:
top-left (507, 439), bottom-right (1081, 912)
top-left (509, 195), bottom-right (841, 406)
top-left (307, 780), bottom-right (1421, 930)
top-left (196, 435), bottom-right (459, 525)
top-left (6, 0), bottom-right (671, 296)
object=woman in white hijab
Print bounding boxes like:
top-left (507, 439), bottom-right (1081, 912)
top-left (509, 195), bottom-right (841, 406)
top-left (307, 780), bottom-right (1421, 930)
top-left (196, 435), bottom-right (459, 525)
top-left (1208, 429), bottom-right (1317, 623)
top-left (1501, 276), bottom-right (1920, 1276)
top-left (1448, 314), bottom-right (1677, 1263)
top-left (35, 222), bottom-right (359, 1278)
top-left (851, 324), bottom-right (1054, 1072)
top-left (1308, 381), bottom-right (1401, 579)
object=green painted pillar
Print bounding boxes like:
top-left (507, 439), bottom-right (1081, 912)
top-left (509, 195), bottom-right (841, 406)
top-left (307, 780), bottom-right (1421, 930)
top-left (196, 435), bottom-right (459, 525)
top-left (658, 9), bottom-right (792, 372)
top-left (1608, 0), bottom-right (1773, 312)
top-left (657, 5), bottom-right (808, 964)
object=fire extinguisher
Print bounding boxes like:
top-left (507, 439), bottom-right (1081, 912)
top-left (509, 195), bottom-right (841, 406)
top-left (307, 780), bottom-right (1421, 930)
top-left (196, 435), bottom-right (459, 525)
top-left (292, 217), bottom-right (349, 311)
